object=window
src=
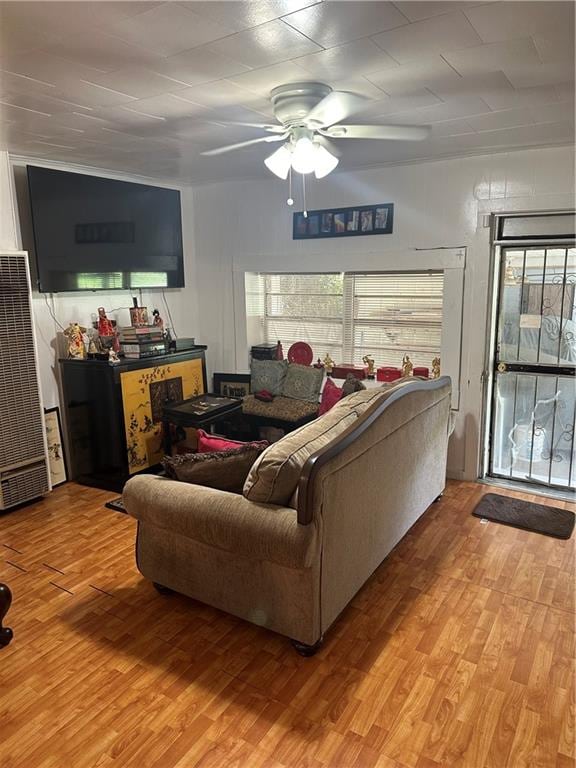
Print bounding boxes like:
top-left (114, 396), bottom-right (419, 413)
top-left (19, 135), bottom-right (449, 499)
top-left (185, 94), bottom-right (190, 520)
top-left (257, 271), bottom-right (444, 368)
top-left (344, 272), bottom-right (444, 367)
top-left (262, 273), bottom-right (344, 361)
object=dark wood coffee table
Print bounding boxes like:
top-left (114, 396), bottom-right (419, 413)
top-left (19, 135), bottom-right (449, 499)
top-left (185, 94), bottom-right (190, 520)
top-left (162, 393), bottom-right (243, 454)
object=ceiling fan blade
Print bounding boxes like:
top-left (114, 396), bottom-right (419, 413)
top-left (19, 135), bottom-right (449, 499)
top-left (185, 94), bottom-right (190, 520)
top-left (321, 124), bottom-right (431, 141)
top-left (201, 134), bottom-right (287, 156)
top-left (305, 91), bottom-right (368, 128)
top-left (315, 134), bottom-right (342, 158)
top-left (226, 122), bottom-right (286, 133)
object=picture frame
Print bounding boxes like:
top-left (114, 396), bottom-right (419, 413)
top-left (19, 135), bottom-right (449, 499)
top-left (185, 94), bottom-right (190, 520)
top-left (213, 373), bottom-right (251, 399)
top-left (293, 203), bottom-right (394, 239)
top-left (44, 406), bottom-right (67, 486)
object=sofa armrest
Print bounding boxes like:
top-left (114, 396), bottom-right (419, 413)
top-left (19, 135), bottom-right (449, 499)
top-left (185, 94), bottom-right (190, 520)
top-left (123, 475), bottom-right (318, 570)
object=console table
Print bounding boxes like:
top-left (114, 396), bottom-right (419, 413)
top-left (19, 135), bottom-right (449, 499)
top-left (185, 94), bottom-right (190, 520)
top-left (59, 348), bottom-right (207, 492)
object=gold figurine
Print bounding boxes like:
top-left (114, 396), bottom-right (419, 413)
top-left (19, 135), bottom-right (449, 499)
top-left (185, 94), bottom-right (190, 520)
top-left (401, 354), bottom-right (413, 377)
top-left (323, 353), bottom-right (335, 375)
top-left (432, 356), bottom-right (441, 379)
top-left (362, 354), bottom-right (375, 379)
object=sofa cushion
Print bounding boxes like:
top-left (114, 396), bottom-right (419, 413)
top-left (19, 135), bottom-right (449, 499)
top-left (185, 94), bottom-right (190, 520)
top-left (196, 429), bottom-right (268, 454)
top-left (163, 445), bottom-right (267, 493)
top-left (282, 363), bottom-right (323, 403)
top-left (250, 359), bottom-right (288, 396)
top-left (318, 377), bottom-right (342, 415)
top-left (341, 373), bottom-right (366, 396)
top-left (243, 405), bottom-right (359, 506)
top-left (242, 395), bottom-right (319, 423)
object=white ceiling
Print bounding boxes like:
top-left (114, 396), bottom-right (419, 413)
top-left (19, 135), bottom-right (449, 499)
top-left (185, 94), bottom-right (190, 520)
top-left (0, 0), bottom-right (574, 183)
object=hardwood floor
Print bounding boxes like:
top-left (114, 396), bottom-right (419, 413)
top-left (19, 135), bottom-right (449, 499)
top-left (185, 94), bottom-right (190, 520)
top-left (0, 480), bottom-right (574, 768)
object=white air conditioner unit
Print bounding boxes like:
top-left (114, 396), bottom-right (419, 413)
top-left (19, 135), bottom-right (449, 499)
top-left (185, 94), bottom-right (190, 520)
top-left (0, 251), bottom-right (50, 509)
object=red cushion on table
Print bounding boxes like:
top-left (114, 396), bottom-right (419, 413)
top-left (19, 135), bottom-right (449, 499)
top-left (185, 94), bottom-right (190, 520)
top-left (197, 429), bottom-right (247, 453)
top-left (318, 378), bottom-right (343, 416)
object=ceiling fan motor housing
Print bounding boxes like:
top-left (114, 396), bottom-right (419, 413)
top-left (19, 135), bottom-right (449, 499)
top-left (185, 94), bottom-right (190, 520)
top-left (270, 82), bottom-right (332, 127)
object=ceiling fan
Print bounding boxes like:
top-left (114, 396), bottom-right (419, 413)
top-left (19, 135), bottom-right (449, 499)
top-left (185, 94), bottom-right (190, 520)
top-left (201, 82), bottom-right (430, 180)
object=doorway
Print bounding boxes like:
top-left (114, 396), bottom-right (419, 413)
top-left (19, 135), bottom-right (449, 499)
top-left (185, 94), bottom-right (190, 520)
top-left (487, 214), bottom-right (575, 494)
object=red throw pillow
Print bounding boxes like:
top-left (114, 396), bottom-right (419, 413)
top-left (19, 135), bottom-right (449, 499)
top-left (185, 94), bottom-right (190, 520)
top-left (196, 429), bottom-right (269, 454)
top-left (318, 378), bottom-right (342, 415)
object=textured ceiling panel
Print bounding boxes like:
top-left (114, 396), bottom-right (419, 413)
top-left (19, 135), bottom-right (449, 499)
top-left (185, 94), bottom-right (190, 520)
top-left (0, 0), bottom-right (573, 183)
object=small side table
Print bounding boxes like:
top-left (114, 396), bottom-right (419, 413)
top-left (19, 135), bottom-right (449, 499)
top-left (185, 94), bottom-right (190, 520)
top-left (162, 394), bottom-right (243, 455)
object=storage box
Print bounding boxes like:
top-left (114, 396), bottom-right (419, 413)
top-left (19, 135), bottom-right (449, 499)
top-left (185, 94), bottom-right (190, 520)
top-left (377, 367), bottom-right (402, 382)
top-left (331, 365), bottom-right (366, 380)
top-left (251, 344), bottom-right (278, 361)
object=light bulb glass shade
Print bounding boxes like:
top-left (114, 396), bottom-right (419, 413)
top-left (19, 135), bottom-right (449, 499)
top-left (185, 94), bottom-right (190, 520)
top-left (264, 144), bottom-right (292, 179)
top-left (291, 137), bottom-right (317, 175)
top-left (314, 144), bottom-right (339, 178)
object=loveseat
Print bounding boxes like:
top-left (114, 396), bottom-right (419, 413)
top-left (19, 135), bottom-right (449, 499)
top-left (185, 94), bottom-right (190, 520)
top-left (124, 376), bottom-right (452, 653)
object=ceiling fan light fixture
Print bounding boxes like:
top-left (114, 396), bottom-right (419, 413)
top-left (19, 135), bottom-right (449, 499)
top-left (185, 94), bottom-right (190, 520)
top-left (264, 144), bottom-right (292, 179)
top-left (290, 136), bottom-right (317, 175)
top-left (314, 143), bottom-right (339, 179)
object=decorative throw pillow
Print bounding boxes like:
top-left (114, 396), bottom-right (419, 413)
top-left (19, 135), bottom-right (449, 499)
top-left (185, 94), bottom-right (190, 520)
top-left (243, 405), bottom-right (359, 506)
top-left (318, 377), bottom-right (342, 415)
top-left (341, 373), bottom-right (367, 397)
top-left (163, 444), bottom-right (267, 493)
top-left (251, 359), bottom-right (288, 396)
top-left (282, 363), bottom-right (324, 403)
top-left (196, 429), bottom-right (268, 454)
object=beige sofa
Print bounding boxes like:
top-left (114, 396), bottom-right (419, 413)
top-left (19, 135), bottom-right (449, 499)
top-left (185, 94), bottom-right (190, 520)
top-left (124, 376), bottom-right (452, 653)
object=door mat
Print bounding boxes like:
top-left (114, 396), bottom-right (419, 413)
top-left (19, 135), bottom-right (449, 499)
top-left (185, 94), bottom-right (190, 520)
top-left (473, 493), bottom-right (575, 539)
top-left (105, 497), bottom-right (126, 514)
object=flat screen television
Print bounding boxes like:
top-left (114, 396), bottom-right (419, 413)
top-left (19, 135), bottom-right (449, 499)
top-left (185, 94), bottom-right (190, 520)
top-left (27, 166), bottom-right (184, 292)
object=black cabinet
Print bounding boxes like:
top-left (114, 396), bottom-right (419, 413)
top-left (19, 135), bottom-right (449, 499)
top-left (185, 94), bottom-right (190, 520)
top-left (59, 348), bottom-right (207, 492)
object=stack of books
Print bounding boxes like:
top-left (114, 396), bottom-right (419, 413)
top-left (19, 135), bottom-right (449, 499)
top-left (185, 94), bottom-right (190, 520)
top-left (119, 326), bottom-right (165, 359)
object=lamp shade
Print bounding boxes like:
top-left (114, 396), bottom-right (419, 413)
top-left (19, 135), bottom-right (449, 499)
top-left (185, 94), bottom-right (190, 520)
top-left (264, 144), bottom-right (292, 179)
top-left (314, 144), bottom-right (339, 178)
top-left (291, 137), bottom-right (317, 175)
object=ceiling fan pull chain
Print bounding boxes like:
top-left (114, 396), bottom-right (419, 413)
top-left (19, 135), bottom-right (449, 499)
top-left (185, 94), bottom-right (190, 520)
top-left (287, 166), bottom-right (294, 206)
top-left (302, 173), bottom-right (307, 218)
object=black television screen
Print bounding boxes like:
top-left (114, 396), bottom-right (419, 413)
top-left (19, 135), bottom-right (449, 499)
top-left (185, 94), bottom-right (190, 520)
top-left (27, 166), bottom-right (184, 292)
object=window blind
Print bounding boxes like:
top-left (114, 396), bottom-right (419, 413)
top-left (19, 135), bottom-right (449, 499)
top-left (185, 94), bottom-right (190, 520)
top-left (344, 272), bottom-right (444, 367)
top-left (263, 273), bottom-right (343, 360)
top-left (260, 271), bottom-right (444, 369)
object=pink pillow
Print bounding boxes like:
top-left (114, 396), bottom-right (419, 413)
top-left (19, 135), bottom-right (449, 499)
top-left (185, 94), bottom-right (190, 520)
top-left (197, 429), bottom-right (247, 453)
top-left (318, 378), bottom-right (342, 415)
top-left (197, 429), bottom-right (269, 454)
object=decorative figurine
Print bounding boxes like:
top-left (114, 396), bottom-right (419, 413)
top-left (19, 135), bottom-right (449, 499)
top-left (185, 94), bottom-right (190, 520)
top-left (108, 348), bottom-right (120, 364)
top-left (97, 306), bottom-right (114, 337)
top-left (323, 353), bottom-right (335, 375)
top-left (362, 354), bottom-right (375, 379)
top-left (432, 356), bottom-right (441, 379)
top-left (152, 309), bottom-right (164, 331)
top-left (276, 340), bottom-right (284, 360)
top-left (401, 354), bottom-right (413, 377)
top-left (64, 322), bottom-right (87, 359)
top-left (85, 327), bottom-right (101, 356)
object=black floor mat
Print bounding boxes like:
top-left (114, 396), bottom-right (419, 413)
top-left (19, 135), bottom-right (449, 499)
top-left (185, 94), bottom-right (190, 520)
top-left (473, 492), bottom-right (575, 539)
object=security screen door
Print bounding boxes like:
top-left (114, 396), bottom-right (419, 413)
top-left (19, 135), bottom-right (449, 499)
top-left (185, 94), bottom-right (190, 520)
top-left (489, 214), bottom-right (575, 492)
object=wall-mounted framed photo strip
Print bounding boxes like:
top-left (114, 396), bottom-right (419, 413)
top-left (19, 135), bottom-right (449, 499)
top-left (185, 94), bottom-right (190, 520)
top-left (44, 406), bottom-right (67, 486)
top-left (293, 203), bottom-right (393, 240)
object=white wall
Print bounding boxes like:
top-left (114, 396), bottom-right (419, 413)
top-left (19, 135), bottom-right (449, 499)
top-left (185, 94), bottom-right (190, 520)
top-left (10, 160), bottom-right (200, 410)
top-left (189, 145), bottom-right (575, 480)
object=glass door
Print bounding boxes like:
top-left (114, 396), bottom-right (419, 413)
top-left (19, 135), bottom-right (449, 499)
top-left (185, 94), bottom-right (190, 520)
top-left (489, 244), bottom-right (575, 491)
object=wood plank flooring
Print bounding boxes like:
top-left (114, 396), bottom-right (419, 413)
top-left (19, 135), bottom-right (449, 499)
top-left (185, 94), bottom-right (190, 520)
top-left (0, 480), bottom-right (574, 768)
